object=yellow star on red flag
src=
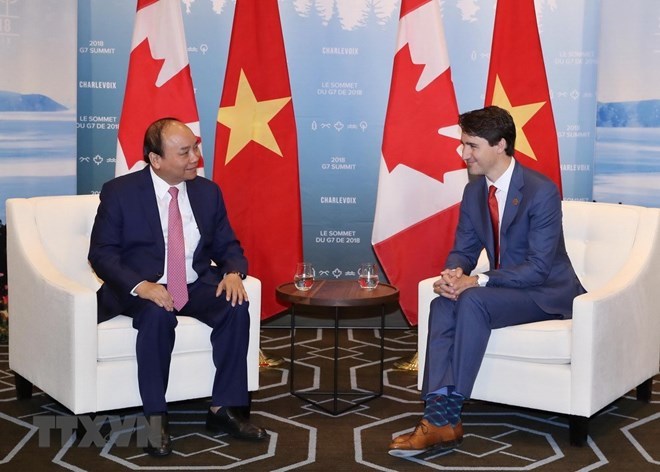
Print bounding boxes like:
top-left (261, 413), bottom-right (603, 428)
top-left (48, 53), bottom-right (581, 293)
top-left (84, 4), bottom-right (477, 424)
top-left (491, 75), bottom-right (545, 161)
top-left (217, 69), bottom-right (291, 164)
top-left (483, 0), bottom-right (561, 191)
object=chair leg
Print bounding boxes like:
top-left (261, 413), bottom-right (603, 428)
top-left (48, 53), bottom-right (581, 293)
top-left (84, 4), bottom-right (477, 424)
top-left (14, 373), bottom-right (33, 400)
top-left (569, 415), bottom-right (588, 447)
top-left (636, 378), bottom-right (653, 402)
top-left (76, 415), bottom-right (87, 441)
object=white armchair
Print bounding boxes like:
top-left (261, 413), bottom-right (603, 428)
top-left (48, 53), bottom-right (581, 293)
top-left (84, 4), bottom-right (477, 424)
top-left (417, 200), bottom-right (660, 445)
top-left (7, 194), bottom-right (261, 415)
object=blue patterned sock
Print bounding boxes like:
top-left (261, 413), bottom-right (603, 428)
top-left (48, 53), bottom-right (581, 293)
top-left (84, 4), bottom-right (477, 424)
top-left (423, 394), bottom-right (449, 426)
top-left (445, 392), bottom-right (464, 426)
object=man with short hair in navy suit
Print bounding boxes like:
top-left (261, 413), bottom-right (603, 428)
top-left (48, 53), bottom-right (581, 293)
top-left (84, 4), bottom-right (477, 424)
top-left (389, 106), bottom-right (585, 457)
top-left (89, 118), bottom-right (267, 457)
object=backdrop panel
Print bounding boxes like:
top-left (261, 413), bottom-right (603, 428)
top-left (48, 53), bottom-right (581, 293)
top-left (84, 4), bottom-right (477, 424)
top-left (75, 0), bottom-right (600, 302)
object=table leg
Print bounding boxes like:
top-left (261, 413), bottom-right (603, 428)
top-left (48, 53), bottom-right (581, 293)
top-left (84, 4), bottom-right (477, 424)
top-left (333, 305), bottom-right (340, 414)
top-left (289, 304), bottom-right (296, 394)
top-left (379, 303), bottom-right (385, 395)
top-left (288, 303), bottom-right (387, 415)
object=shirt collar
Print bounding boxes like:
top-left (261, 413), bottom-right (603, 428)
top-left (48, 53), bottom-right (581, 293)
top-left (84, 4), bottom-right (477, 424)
top-left (149, 166), bottom-right (186, 199)
top-left (486, 157), bottom-right (516, 192)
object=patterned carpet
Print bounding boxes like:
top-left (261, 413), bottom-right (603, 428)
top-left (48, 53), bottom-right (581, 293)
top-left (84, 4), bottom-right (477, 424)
top-left (0, 328), bottom-right (658, 471)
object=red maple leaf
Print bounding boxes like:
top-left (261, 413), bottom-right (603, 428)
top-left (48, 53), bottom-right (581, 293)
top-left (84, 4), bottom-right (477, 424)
top-left (117, 39), bottom-right (199, 170)
top-left (382, 43), bottom-right (465, 183)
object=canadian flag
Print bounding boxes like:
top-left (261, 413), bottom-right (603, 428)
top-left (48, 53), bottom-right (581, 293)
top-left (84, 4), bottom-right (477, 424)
top-left (372, 0), bottom-right (467, 325)
top-left (115, 0), bottom-right (203, 176)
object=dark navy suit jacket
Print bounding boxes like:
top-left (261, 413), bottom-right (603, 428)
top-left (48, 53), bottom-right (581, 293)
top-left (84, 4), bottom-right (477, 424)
top-left (446, 161), bottom-right (585, 317)
top-left (89, 166), bottom-right (247, 323)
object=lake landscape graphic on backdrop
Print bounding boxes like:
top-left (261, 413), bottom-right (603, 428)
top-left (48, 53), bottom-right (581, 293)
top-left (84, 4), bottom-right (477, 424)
top-left (593, 100), bottom-right (660, 207)
top-left (0, 95), bottom-right (76, 224)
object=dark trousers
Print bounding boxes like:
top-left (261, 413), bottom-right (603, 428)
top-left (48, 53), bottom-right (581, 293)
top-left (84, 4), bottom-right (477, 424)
top-left (124, 280), bottom-right (250, 415)
top-left (422, 286), bottom-right (560, 399)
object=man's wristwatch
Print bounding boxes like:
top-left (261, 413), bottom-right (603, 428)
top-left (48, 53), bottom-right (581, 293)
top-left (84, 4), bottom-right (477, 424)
top-left (225, 271), bottom-right (246, 280)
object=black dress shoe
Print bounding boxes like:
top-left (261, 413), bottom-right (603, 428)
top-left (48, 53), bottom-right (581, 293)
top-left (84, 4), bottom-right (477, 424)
top-left (206, 407), bottom-right (267, 440)
top-left (143, 414), bottom-right (172, 457)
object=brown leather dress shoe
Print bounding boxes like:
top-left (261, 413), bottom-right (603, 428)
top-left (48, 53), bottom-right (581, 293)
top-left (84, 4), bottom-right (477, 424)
top-left (388, 419), bottom-right (463, 457)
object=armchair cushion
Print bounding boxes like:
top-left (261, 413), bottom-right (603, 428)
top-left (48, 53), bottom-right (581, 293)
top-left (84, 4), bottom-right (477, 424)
top-left (482, 319), bottom-right (572, 364)
top-left (98, 315), bottom-right (218, 361)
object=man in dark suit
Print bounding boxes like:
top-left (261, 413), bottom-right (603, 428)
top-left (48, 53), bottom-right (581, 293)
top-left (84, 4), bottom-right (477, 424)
top-left (89, 118), bottom-right (267, 457)
top-left (389, 106), bottom-right (585, 457)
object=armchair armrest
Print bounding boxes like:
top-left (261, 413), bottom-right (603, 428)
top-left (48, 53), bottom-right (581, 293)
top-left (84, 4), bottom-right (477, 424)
top-left (7, 198), bottom-right (99, 413)
top-left (417, 276), bottom-right (438, 390)
top-left (417, 250), bottom-right (488, 389)
top-left (570, 207), bottom-right (660, 416)
top-left (242, 275), bottom-right (261, 391)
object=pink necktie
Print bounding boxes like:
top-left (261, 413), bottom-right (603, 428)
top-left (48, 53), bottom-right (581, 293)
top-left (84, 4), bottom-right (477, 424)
top-left (488, 185), bottom-right (500, 269)
top-left (167, 187), bottom-right (188, 311)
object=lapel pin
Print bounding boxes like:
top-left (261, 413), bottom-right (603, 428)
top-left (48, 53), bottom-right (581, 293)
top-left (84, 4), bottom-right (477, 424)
top-left (512, 198), bottom-right (519, 206)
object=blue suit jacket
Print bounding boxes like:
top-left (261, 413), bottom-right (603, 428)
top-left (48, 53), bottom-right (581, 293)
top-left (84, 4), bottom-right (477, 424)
top-left (446, 161), bottom-right (585, 317)
top-left (89, 166), bottom-right (247, 323)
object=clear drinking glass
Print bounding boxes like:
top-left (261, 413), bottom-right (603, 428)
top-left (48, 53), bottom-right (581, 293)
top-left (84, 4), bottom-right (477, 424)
top-left (294, 262), bottom-right (315, 291)
top-left (358, 262), bottom-right (379, 290)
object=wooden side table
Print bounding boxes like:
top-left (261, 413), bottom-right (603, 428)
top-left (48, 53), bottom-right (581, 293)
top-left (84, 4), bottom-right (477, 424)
top-left (276, 279), bottom-right (399, 415)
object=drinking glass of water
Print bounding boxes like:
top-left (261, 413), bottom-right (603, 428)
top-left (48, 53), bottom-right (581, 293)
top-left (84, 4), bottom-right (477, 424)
top-left (358, 262), bottom-right (379, 290)
top-left (294, 262), bottom-right (315, 291)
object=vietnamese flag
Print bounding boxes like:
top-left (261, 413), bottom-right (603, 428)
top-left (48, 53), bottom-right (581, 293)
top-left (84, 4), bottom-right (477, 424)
top-left (372, 0), bottom-right (467, 325)
top-left (115, 0), bottom-right (203, 176)
top-left (485, 0), bottom-right (561, 191)
top-left (213, 0), bottom-right (302, 319)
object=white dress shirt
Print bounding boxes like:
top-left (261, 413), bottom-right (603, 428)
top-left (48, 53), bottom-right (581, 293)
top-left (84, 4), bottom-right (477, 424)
top-left (476, 158), bottom-right (516, 286)
top-left (150, 167), bottom-right (201, 285)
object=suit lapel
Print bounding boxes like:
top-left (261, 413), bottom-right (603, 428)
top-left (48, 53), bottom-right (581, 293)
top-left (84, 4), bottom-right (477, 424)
top-left (186, 178), bottom-right (204, 230)
top-left (138, 166), bottom-right (166, 255)
top-left (501, 162), bottom-right (524, 236)
top-left (185, 177), bottom-right (206, 259)
top-left (476, 179), bottom-right (497, 265)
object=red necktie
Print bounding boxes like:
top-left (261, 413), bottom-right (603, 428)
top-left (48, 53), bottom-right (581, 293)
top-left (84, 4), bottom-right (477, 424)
top-left (167, 187), bottom-right (188, 311)
top-left (488, 185), bottom-right (500, 269)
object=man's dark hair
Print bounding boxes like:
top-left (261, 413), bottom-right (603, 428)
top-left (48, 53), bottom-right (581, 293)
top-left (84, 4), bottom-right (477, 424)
top-left (459, 106), bottom-right (516, 157)
top-left (143, 117), bottom-right (181, 163)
